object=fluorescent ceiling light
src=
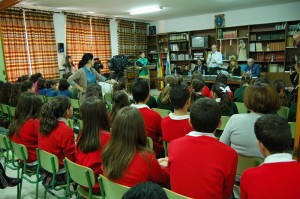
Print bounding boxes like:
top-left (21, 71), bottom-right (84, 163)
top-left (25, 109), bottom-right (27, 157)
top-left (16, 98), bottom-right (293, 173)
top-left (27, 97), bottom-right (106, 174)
top-left (130, 6), bottom-right (162, 15)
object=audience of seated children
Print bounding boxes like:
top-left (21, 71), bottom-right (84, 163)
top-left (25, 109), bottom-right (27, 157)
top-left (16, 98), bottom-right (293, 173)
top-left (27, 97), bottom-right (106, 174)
top-left (8, 92), bottom-right (42, 170)
top-left (37, 78), bottom-right (47, 95)
top-left (102, 106), bottom-right (169, 187)
top-left (157, 76), bottom-right (176, 112)
top-left (190, 79), bottom-right (205, 107)
top-left (9, 83), bottom-right (21, 107)
top-left (45, 80), bottom-right (58, 97)
top-left (122, 182), bottom-right (168, 199)
top-left (20, 80), bottom-right (35, 93)
top-left (273, 79), bottom-right (290, 107)
top-left (161, 81), bottom-right (193, 143)
top-left (167, 98), bottom-right (238, 199)
top-left (240, 114), bottom-right (300, 199)
top-left (211, 82), bottom-right (238, 116)
top-left (131, 78), bottom-right (164, 157)
top-left (220, 84), bottom-right (281, 159)
top-left (110, 90), bottom-right (130, 125)
top-left (38, 96), bottom-right (76, 187)
top-left (76, 97), bottom-right (110, 194)
top-left (234, 73), bottom-right (251, 102)
top-left (190, 71), bottom-right (210, 97)
top-left (57, 79), bottom-right (72, 98)
top-left (0, 82), bottom-right (12, 105)
top-left (29, 73), bottom-right (42, 94)
top-left (209, 74), bottom-right (234, 100)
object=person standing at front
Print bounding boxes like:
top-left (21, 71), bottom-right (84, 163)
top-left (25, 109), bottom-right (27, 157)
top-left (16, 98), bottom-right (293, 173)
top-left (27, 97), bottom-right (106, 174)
top-left (206, 44), bottom-right (223, 75)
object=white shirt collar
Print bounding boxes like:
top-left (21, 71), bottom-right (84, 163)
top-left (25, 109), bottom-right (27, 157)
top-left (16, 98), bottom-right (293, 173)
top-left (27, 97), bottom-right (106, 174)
top-left (58, 117), bottom-right (67, 124)
top-left (187, 131), bottom-right (216, 139)
top-left (169, 113), bottom-right (190, 120)
top-left (130, 104), bottom-right (150, 109)
top-left (215, 98), bottom-right (221, 102)
top-left (263, 153), bottom-right (295, 164)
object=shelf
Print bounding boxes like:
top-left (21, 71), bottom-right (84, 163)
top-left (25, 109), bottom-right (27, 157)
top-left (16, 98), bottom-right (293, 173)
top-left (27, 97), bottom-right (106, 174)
top-left (217, 37), bottom-right (248, 40)
top-left (223, 59), bottom-right (247, 62)
top-left (170, 60), bottom-right (191, 62)
top-left (170, 50), bottom-right (189, 52)
top-left (169, 40), bottom-right (188, 43)
top-left (249, 29), bottom-right (286, 33)
top-left (286, 47), bottom-right (299, 49)
top-left (249, 39), bottom-right (285, 42)
top-left (254, 61), bottom-right (285, 63)
top-left (249, 50), bottom-right (285, 53)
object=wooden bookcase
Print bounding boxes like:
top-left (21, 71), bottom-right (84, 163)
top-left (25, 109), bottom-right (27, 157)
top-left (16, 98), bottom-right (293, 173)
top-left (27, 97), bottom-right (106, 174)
top-left (169, 32), bottom-right (190, 69)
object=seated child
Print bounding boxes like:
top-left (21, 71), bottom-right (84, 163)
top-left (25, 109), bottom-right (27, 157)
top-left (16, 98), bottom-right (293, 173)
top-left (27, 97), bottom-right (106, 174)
top-left (37, 78), bottom-right (47, 95)
top-left (57, 79), bottom-right (72, 98)
top-left (190, 79), bottom-right (205, 107)
top-left (45, 80), bottom-right (58, 97)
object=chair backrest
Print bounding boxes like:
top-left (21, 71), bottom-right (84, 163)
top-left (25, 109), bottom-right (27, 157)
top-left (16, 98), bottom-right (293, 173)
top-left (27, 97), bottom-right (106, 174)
top-left (289, 122), bottom-right (296, 139)
top-left (163, 188), bottom-right (191, 199)
top-left (277, 106), bottom-right (289, 120)
top-left (99, 175), bottom-right (130, 199)
top-left (237, 155), bottom-right (263, 176)
top-left (217, 116), bottom-right (230, 131)
top-left (0, 103), bottom-right (9, 115)
top-left (7, 106), bottom-right (16, 118)
top-left (163, 141), bottom-right (168, 157)
top-left (64, 158), bottom-right (95, 188)
top-left (147, 137), bottom-right (153, 150)
top-left (10, 141), bottom-right (28, 161)
top-left (36, 148), bottom-right (59, 174)
top-left (46, 96), bottom-right (54, 102)
top-left (104, 93), bottom-right (112, 104)
top-left (153, 108), bottom-right (171, 118)
top-left (37, 95), bottom-right (47, 103)
top-left (0, 134), bottom-right (7, 150)
top-left (67, 119), bottom-right (74, 129)
top-left (71, 98), bottom-right (81, 109)
top-left (235, 102), bottom-right (248, 114)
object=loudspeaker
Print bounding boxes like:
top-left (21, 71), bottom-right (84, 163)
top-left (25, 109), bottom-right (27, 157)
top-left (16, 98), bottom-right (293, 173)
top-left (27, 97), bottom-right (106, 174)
top-left (149, 26), bottom-right (156, 35)
top-left (58, 43), bottom-right (64, 53)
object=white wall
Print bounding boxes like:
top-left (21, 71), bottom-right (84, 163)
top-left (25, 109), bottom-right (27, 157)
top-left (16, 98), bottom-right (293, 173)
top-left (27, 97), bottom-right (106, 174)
top-left (151, 2), bottom-right (300, 33)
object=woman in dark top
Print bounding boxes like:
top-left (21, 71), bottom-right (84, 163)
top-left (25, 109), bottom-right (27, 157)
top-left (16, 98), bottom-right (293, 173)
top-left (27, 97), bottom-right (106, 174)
top-left (212, 82), bottom-right (238, 116)
top-left (227, 58), bottom-right (241, 76)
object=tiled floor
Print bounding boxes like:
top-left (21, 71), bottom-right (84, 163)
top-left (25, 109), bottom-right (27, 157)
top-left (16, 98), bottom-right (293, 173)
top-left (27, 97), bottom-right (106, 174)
top-left (0, 158), bottom-right (75, 199)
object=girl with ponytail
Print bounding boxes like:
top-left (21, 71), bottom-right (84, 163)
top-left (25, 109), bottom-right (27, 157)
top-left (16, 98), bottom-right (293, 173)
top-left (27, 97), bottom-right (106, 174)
top-left (157, 75), bottom-right (177, 112)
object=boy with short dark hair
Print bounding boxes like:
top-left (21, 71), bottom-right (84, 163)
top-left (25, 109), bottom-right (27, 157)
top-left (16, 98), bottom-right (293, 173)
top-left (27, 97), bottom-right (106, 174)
top-left (131, 78), bottom-right (163, 157)
top-left (168, 98), bottom-right (238, 199)
top-left (45, 80), bottom-right (58, 97)
top-left (161, 82), bottom-right (193, 143)
top-left (240, 114), bottom-right (300, 199)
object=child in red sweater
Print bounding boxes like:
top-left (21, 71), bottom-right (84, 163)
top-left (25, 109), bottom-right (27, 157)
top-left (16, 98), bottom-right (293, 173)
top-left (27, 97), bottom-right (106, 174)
top-left (240, 114), bottom-right (300, 199)
top-left (131, 78), bottom-right (163, 157)
top-left (161, 81), bottom-right (193, 143)
top-left (38, 96), bottom-right (76, 187)
top-left (168, 98), bottom-right (238, 199)
top-left (8, 92), bottom-right (42, 169)
top-left (102, 106), bottom-right (169, 187)
top-left (76, 96), bottom-right (111, 194)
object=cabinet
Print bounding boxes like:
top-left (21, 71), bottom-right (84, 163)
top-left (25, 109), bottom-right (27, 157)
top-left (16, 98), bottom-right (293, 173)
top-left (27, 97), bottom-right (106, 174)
top-left (147, 35), bottom-right (157, 63)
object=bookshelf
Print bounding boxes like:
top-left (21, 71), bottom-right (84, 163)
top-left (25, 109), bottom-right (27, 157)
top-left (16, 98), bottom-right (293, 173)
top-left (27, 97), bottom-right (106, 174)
top-left (147, 35), bottom-right (157, 64)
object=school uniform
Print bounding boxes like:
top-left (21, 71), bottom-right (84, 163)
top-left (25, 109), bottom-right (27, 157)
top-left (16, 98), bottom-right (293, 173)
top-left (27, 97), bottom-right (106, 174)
top-left (57, 90), bottom-right (72, 98)
top-left (161, 113), bottom-right (193, 143)
top-left (107, 150), bottom-right (169, 187)
top-left (10, 118), bottom-right (39, 164)
top-left (38, 88), bottom-right (47, 95)
top-left (168, 131), bottom-right (238, 199)
top-left (240, 153), bottom-right (300, 199)
top-left (76, 130), bottom-right (110, 193)
top-left (131, 104), bottom-right (163, 157)
top-left (45, 88), bottom-right (58, 97)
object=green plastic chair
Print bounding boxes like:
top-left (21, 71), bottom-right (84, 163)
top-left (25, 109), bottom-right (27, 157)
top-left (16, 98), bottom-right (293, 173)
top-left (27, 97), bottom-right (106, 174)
top-left (104, 93), bottom-right (112, 104)
top-left (236, 155), bottom-right (263, 176)
top-left (99, 174), bottom-right (130, 199)
top-left (64, 158), bottom-right (102, 199)
top-left (289, 122), bottom-right (296, 139)
top-left (0, 134), bottom-right (18, 171)
top-left (163, 141), bottom-right (168, 157)
top-left (46, 96), bottom-right (54, 102)
top-left (10, 141), bottom-right (40, 199)
top-left (163, 188), bottom-right (191, 199)
top-left (71, 98), bottom-right (81, 109)
top-left (36, 148), bottom-right (74, 199)
top-left (147, 137), bottom-right (153, 150)
top-left (234, 102), bottom-right (248, 114)
top-left (0, 103), bottom-right (9, 120)
top-left (7, 106), bottom-right (15, 121)
top-left (153, 108), bottom-right (171, 118)
top-left (37, 95), bottom-right (47, 103)
top-left (216, 116), bottom-right (230, 131)
top-left (277, 106), bottom-right (289, 120)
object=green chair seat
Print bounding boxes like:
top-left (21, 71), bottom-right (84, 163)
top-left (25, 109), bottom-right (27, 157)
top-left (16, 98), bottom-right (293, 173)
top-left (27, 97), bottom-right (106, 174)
top-left (99, 174), bottom-right (130, 199)
top-left (152, 108), bottom-right (171, 118)
top-left (163, 188), bottom-right (191, 199)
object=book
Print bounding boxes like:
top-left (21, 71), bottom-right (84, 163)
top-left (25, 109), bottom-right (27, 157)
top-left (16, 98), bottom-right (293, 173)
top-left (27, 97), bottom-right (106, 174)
top-left (256, 42), bottom-right (263, 52)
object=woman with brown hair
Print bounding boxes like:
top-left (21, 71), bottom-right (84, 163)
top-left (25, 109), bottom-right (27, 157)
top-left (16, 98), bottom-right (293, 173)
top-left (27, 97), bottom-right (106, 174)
top-left (227, 58), bottom-right (241, 76)
top-left (220, 84), bottom-right (281, 158)
top-left (63, 55), bottom-right (76, 74)
top-left (102, 106), bottom-right (169, 187)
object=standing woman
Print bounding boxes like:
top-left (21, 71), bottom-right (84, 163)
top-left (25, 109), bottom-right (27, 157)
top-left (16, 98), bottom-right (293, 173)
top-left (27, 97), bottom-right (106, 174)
top-left (76, 97), bottom-right (110, 194)
top-left (227, 58), bottom-right (241, 76)
top-left (8, 92), bottom-right (42, 169)
top-left (136, 51), bottom-right (149, 79)
top-left (63, 56), bottom-right (76, 74)
top-left (67, 53), bottom-right (107, 101)
top-left (102, 106), bottom-right (169, 187)
top-left (38, 96), bottom-right (76, 187)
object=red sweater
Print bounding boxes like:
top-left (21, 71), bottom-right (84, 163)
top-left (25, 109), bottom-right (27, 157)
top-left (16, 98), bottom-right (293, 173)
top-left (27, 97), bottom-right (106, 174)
top-left (133, 105), bottom-right (163, 157)
top-left (168, 134), bottom-right (238, 199)
top-left (38, 120), bottom-right (76, 168)
top-left (240, 161), bottom-right (300, 199)
top-left (189, 85), bottom-right (210, 97)
top-left (76, 130), bottom-right (110, 193)
top-left (107, 151), bottom-right (169, 187)
top-left (161, 114), bottom-right (193, 143)
top-left (10, 118), bottom-right (39, 163)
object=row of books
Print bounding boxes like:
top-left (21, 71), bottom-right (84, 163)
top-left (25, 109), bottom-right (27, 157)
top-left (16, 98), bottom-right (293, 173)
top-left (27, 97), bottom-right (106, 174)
top-left (168, 33), bottom-right (188, 42)
top-left (170, 53), bottom-right (190, 61)
top-left (252, 52), bottom-right (285, 62)
top-left (249, 41), bottom-right (285, 52)
top-left (250, 33), bottom-right (285, 40)
top-left (222, 30), bottom-right (238, 39)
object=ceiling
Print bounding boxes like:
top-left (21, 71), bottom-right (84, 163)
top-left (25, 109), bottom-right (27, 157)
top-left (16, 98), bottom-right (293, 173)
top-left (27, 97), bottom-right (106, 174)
top-left (17, 0), bottom-right (299, 21)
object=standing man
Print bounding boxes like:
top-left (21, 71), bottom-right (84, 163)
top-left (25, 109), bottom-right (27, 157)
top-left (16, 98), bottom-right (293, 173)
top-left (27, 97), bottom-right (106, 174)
top-left (206, 44), bottom-right (223, 75)
top-left (192, 59), bottom-right (208, 75)
top-left (244, 58), bottom-right (261, 77)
